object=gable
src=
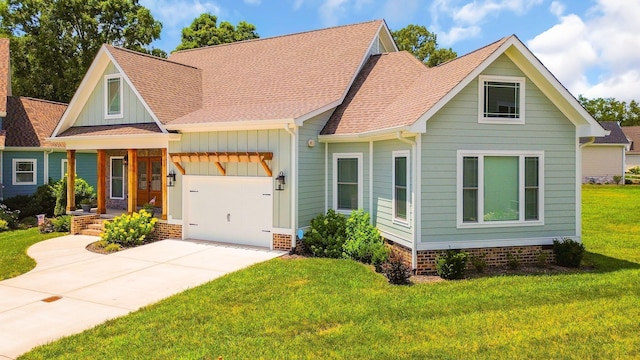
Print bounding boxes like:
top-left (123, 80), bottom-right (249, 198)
top-left (73, 63), bottom-right (155, 127)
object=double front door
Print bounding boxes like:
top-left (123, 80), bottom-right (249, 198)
top-left (137, 157), bottom-right (162, 206)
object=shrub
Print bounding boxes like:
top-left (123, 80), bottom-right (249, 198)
top-left (102, 210), bottom-right (158, 247)
top-left (613, 175), bottom-right (622, 185)
top-left (303, 209), bottom-right (347, 258)
top-left (470, 253), bottom-right (487, 273)
top-left (51, 175), bottom-right (95, 216)
top-left (0, 219), bottom-right (8, 232)
top-left (342, 209), bottom-right (386, 264)
top-left (506, 252), bottom-right (520, 270)
top-left (104, 243), bottom-right (122, 253)
top-left (20, 216), bottom-right (38, 229)
top-left (372, 244), bottom-right (390, 273)
top-left (436, 250), bottom-right (468, 280)
top-left (629, 166), bottom-right (640, 175)
top-left (3, 184), bottom-right (57, 219)
top-left (51, 215), bottom-right (71, 232)
top-left (39, 218), bottom-right (55, 233)
top-left (381, 250), bottom-right (412, 285)
top-left (536, 251), bottom-right (549, 268)
top-left (553, 237), bottom-right (585, 268)
top-left (0, 203), bottom-right (20, 229)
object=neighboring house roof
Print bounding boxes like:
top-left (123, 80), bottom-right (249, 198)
top-left (0, 38), bottom-right (10, 116)
top-left (322, 37), bottom-right (508, 135)
top-left (622, 126), bottom-right (640, 153)
top-left (579, 121), bottom-right (628, 145)
top-left (58, 123), bottom-right (163, 137)
top-left (4, 96), bottom-right (67, 148)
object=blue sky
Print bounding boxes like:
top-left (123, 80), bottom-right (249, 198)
top-left (139, 0), bottom-right (640, 101)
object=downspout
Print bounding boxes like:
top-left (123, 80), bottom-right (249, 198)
top-left (284, 124), bottom-right (297, 249)
top-left (577, 137), bottom-right (595, 241)
top-left (397, 132), bottom-right (418, 271)
top-left (325, 141), bottom-right (328, 213)
top-left (369, 140), bottom-right (373, 222)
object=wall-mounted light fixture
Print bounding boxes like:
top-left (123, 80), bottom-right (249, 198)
top-left (123, 154), bottom-right (128, 166)
top-left (166, 169), bottom-right (177, 187)
top-left (276, 171), bottom-right (286, 191)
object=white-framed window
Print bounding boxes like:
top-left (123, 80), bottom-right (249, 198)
top-left (104, 74), bottom-right (123, 119)
top-left (61, 159), bottom-right (68, 179)
top-left (457, 150), bottom-right (543, 228)
top-left (392, 150), bottom-right (410, 224)
top-left (13, 159), bottom-right (37, 185)
top-left (110, 157), bottom-right (125, 199)
top-left (478, 75), bottom-right (525, 124)
top-left (333, 153), bottom-right (363, 213)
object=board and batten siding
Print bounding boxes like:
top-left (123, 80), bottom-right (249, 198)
top-left (74, 63), bottom-right (155, 127)
top-left (48, 151), bottom-right (98, 189)
top-left (168, 129), bottom-right (291, 229)
top-left (372, 139), bottom-right (413, 244)
top-left (297, 112), bottom-right (330, 228)
top-left (420, 54), bottom-right (577, 247)
top-left (581, 145), bottom-right (625, 179)
top-left (327, 142), bottom-right (370, 213)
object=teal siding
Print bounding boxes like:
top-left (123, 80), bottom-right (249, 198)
top-left (297, 112), bottom-right (330, 228)
top-left (168, 129), bottom-right (291, 228)
top-left (48, 151), bottom-right (97, 189)
top-left (420, 54), bottom-right (577, 245)
top-left (327, 142), bottom-right (370, 213)
top-left (372, 139), bottom-right (413, 241)
top-left (75, 63), bottom-right (155, 126)
top-left (1, 151), bottom-right (45, 199)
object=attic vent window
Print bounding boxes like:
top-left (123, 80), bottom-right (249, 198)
top-left (478, 75), bottom-right (525, 124)
top-left (105, 74), bottom-right (123, 119)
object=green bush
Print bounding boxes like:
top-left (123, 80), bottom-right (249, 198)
top-left (0, 219), bottom-right (9, 232)
top-left (102, 210), bottom-right (157, 247)
top-left (613, 175), bottom-right (622, 185)
top-left (51, 215), bottom-right (71, 232)
top-left (381, 249), bottom-right (412, 285)
top-left (506, 252), bottom-right (520, 269)
top-left (20, 216), bottom-right (38, 229)
top-left (372, 244), bottom-right (391, 273)
top-left (553, 237), bottom-right (585, 268)
top-left (342, 209), bottom-right (386, 264)
top-left (52, 175), bottom-right (95, 216)
top-left (470, 253), bottom-right (487, 273)
top-left (0, 203), bottom-right (20, 229)
top-left (436, 250), bottom-right (468, 280)
top-left (3, 184), bottom-right (57, 219)
top-left (304, 209), bottom-right (347, 258)
top-left (104, 243), bottom-right (122, 253)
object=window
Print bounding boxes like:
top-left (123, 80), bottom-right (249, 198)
top-left (393, 151), bottom-right (410, 223)
top-left (458, 151), bottom-right (543, 227)
top-left (61, 159), bottom-right (68, 179)
top-left (333, 153), bottom-right (363, 212)
top-left (111, 157), bottom-right (125, 199)
top-left (105, 74), bottom-right (123, 118)
top-left (478, 75), bottom-right (525, 124)
top-left (13, 159), bottom-right (37, 185)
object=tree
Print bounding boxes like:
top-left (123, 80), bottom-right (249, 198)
top-left (578, 95), bottom-right (640, 126)
top-left (392, 24), bottom-right (457, 67)
top-left (0, 0), bottom-right (164, 103)
top-left (174, 13), bottom-right (259, 52)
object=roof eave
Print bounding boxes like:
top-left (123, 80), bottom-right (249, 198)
top-left (318, 125), bottom-right (414, 142)
top-left (164, 118), bottom-right (295, 132)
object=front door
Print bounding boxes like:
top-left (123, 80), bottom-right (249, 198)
top-left (137, 157), bottom-right (162, 206)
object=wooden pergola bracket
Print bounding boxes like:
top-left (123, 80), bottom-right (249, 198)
top-left (169, 151), bottom-right (274, 176)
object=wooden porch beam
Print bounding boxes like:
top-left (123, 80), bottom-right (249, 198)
top-left (97, 150), bottom-right (106, 214)
top-left (127, 149), bottom-right (137, 214)
top-left (161, 148), bottom-right (168, 220)
top-left (66, 150), bottom-right (76, 213)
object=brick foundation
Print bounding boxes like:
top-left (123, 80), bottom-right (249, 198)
top-left (149, 222), bottom-right (183, 241)
top-left (273, 233), bottom-right (293, 251)
top-left (70, 214), bottom-right (101, 234)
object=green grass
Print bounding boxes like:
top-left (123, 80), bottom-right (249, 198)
top-left (0, 228), bottom-right (64, 280)
top-left (20, 186), bottom-right (640, 359)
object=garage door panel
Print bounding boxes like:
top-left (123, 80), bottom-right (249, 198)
top-left (184, 176), bottom-right (273, 248)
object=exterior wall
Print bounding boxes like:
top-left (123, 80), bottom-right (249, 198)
top-left (581, 145), bottom-right (625, 183)
top-left (70, 214), bottom-right (101, 234)
top-left (326, 142), bottom-right (370, 213)
top-left (168, 129), bottom-right (292, 229)
top-left (420, 54), bottom-right (577, 249)
top-left (273, 233), bottom-right (293, 251)
top-left (297, 111), bottom-right (330, 228)
top-left (1, 150), bottom-right (45, 199)
top-left (626, 153), bottom-right (640, 171)
top-left (148, 221), bottom-right (182, 241)
top-left (74, 62), bottom-right (155, 127)
top-left (372, 139), bottom-right (413, 246)
top-left (48, 151), bottom-right (98, 189)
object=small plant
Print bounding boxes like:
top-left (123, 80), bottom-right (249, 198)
top-left (0, 203), bottom-right (20, 229)
top-left (536, 251), bottom-right (549, 268)
top-left (104, 243), bottom-right (123, 253)
top-left (436, 250), bottom-right (468, 280)
top-left (101, 210), bottom-right (158, 247)
top-left (303, 209), bottom-right (347, 258)
top-left (612, 175), bottom-right (622, 185)
top-left (342, 209), bottom-right (386, 264)
top-left (372, 244), bottom-right (390, 273)
top-left (553, 237), bottom-right (585, 268)
top-left (52, 216), bottom-right (71, 232)
top-left (0, 219), bottom-right (9, 232)
top-left (506, 252), bottom-right (520, 270)
top-left (93, 239), bottom-right (109, 248)
top-left (20, 216), bottom-right (38, 229)
top-left (470, 253), bottom-right (488, 273)
top-left (381, 249), bottom-right (412, 285)
top-left (629, 166), bottom-right (640, 175)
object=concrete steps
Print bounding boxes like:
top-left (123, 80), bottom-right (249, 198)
top-left (80, 219), bottom-right (108, 237)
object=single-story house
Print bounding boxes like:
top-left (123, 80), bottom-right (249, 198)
top-left (621, 126), bottom-right (640, 171)
top-left (50, 20), bottom-right (606, 273)
top-left (0, 38), bottom-right (96, 201)
top-left (580, 121), bottom-right (628, 183)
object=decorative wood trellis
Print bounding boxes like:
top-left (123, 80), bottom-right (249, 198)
top-left (169, 152), bottom-right (274, 176)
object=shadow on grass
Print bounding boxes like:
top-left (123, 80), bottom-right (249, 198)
top-left (583, 251), bottom-right (640, 273)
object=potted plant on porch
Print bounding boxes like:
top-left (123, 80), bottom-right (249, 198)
top-left (142, 197), bottom-right (156, 217)
top-left (80, 197), bottom-right (94, 213)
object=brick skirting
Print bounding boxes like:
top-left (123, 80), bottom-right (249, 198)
top-left (70, 214), bottom-right (101, 234)
top-left (149, 222), bottom-right (183, 241)
top-left (273, 233), bottom-right (293, 251)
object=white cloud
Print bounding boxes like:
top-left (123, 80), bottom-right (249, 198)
top-left (244, 0), bottom-right (261, 4)
top-left (141, 0), bottom-right (222, 28)
top-left (319, 0), bottom-right (349, 26)
top-left (438, 25), bottom-right (482, 45)
top-left (528, 0), bottom-right (640, 101)
top-left (549, 1), bottom-right (564, 17)
top-left (381, 0), bottom-right (420, 24)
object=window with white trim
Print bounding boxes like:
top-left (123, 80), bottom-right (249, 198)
top-left (105, 74), bottom-right (123, 119)
top-left (333, 153), bottom-right (363, 212)
top-left (110, 157), bottom-right (125, 199)
top-left (458, 151), bottom-right (543, 227)
top-left (392, 150), bottom-right (410, 223)
top-left (478, 75), bottom-right (525, 124)
top-left (13, 159), bottom-right (37, 185)
top-left (61, 159), bottom-right (68, 179)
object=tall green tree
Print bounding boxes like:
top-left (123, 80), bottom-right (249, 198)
top-left (578, 95), bottom-right (640, 126)
top-left (174, 13), bottom-right (259, 52)
top-left (392, 24), bottom-right (457, 67)
top-left (0, 0), bottom-right (164, 103)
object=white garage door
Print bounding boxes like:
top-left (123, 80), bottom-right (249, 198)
top-left (183, 176), bottom-right (273, 248)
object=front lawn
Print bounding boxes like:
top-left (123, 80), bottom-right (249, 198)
top-left (0, 228), bottom-right (64, 280)
top-left (21, 186), bottom-right (640, 359)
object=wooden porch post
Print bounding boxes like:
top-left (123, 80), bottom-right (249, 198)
top-left (127, 149), bottom-right (138, 214)
top-left (97, 150), bottom-right (106, 214)
top-left (161, 148), bottom-right (168, 220)
top-left (66, 150), bottom-right (76, 213)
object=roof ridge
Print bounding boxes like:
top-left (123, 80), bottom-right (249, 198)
top-left (170, 19), bottom-right (384, 55)
top-left (15, 96), bottom-right (68, 106)
top-left (105, 45), bottom-right (201, 70)
top-left (433, 35), bottom-right (512, 68)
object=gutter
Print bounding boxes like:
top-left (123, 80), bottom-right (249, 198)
top-left (396, 132), bottom-right (418, 272)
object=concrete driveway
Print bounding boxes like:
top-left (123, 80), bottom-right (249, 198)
top-left (0, 235), bottom-right (285, 359)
